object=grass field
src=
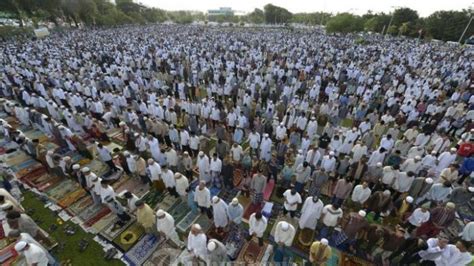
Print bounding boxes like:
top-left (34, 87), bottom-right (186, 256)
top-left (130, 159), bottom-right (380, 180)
top-left (21, 191), bottom-right (123, 266)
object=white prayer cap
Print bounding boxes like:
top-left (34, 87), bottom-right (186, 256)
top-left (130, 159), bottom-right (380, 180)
top-left (47, 150), bottom-right (54, 155)
top-left (212, 196), bottom-right (219, 203)
top-left (198, 151), bottom-right (204, 156)
top-left (124, 151), bottom-right (130, 156)
top-left (376, 162), bottom-right (382, 167)
top-left (280, 122), bottom-right (284, 126)
top-left (119, 121), bottom-right (126, 126)
top-left (280, 221), bottom-right (289, 231)
top-left (174, 173), bottom-right (181, 178)
top-left (63, 156), bottom-right (71, 161)
top-left (352, 127), bottom-right (357, 131)
top-left (471, 129), bottom-right (474, 132)
top-left (383, 190), bottom-right (391, 196)
top-left (320, 238), bottom-right (329, 245)
top-left (358, 210), bottom-right (366, 217)
top-left (1, 202), bottom-right (13, 210)
top-left (415, 156), bottom-right (421, 160)
top-left (156, 209), bottom-right (165, 217)
top-left (425, 178), bottom-right (433, 184)
top-left (405, 196), bottom-right (414, 203)
top-left (207, 241), bottom-right (216, 251)
top-left (298, 149), bottom-right (303, 154)
top-left (450, 148), bottom-right (457, 152)
top-left (183, 151), bottom-right (189, 155)
top-left (329, 151), bottom-right (335, 156)
top-left (147, 158), bottom-right (154, 164)
top-left (134, 133), bottom-right (139, 137)
top-left (72, 164), bottom-right (80, 170)
top-left (264, 133), bottom-right (269, 137)
top-left (431, 150), bottom-right (437, 155)
top-left (231, 198), bottom-right (239, 205)
top-left (193, 224), bottom-right (202, 230)
top-left (14, 241), bottom-right (27, 252)
top-left (81, 167), bottom-right (90, 173)
top-left (446, 202), bottom-right (455, 209)
top-left (468, 187), bottom-right (474, 192)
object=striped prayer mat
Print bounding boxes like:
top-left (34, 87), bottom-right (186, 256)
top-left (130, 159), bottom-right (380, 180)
top-left (123, 234), bottom-right (162, 265)
top-left (57, 188), bottom-right (87, 208)
top-left (83, 207), bottom-right (111, 227)
top-left (167, 200), bottom-right (189, 223)
top-left (68, 196), bottom-right (94, 216)
top-left (91, 213), bottom-right (117, 233)
top-left (45, 179), bottom-right (80, 202)
top-left (99, 215), bottom-right (135, 241)
top-left (243, 203), bottom-right (264, 220)
top-left (193, 214), bottom-right (213, 233)
top-left (143, 242), bottom-right (181, 266)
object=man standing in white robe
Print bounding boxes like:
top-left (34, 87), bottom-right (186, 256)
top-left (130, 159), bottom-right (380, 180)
top-left (211, 196), bottom-right (228, 232)
top-left (156, 209), bottom-right (183, 247)
top-left (274, 221), bottom-right (296, 247)
top-left (196, 151), bottom-right (210, 183)
top-left (259, 133), bottom-right (272, 162)
top-left (434, 148), bottom-right (457, 175)
top-left (194, 181), bottom-right (212, 218)
top-left (186, 224), bottom-right (208, 262)
top-left (248, 211), bottom-right (267, 246)
top-left (299, 196), bottom-right (323, 230)
top-left (147, 136), bottom-right (160, 162)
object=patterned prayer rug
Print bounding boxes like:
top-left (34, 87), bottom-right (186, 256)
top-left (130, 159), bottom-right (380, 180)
top-left (223, 223), bottom-right (247, 260)
top-left (207, 225), bottom-right (229, 242)
top-left (68, 196), bottom-right (94, 216)
top-left (10, 159), bottom-right (41, 173)
top-left (157, 194), bottom-right (179, 211)
top-left (123, 234), bottom-right (163, 266)
top-left (237, 240), bottom-right (267, 264)
top-left (112, 222), bottom-right (146, 252)
top-left (83, 207), bottom-right (111, 227)
top-left (263, 179), bottom-right (275, 201)
top-left (113, 177), bottom-right (150, 198)
top-left (143, 242), bottom-right (181, 266)
top-left (57, 188), bottom-right (87, 208)
top-left (294, 228), bottom-right (314, 254)
top-left (77, 202), bottom-right (106, 222)
top-left (99, 215), bottom-right (135, 241)
top-left (176, 212), bottom-right (200, 233)
top-left (83, 160), bottom-right (108, 176)
top-left (142, 190), bottom-right (165, 209)
top-left (45, 179), bottom-right (80, 202)
top-left (90, 213), bottom-right (117, 233)
top-left (218, 188), bottom-right (239, 203)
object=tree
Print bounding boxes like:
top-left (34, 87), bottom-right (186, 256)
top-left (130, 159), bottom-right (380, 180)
top-left (263, 4), bottom-right (292, 24)
top-left (244, 8), bottom-right (265, 24)
top-left (291, 12), bottom-right (332, 25)
top-left (424, 10), bottom-right (473, 42)
top-left (392, 8), bottom-right (418, 28)
top-left (364, 13), bottom-right (391, 33)
top-left (326, 13), bottom-right (364, 33)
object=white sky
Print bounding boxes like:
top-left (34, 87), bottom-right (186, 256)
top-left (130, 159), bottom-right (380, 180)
top-left (138, 0), bottom-right (473, 17)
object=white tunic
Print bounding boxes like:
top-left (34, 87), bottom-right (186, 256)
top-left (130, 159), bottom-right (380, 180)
top-left (351, 185), bottom-right (372, 204)
top-left (194, 187), bottom-right (211, 208)
top-left (274, 222), bottom-right (296, 246)
top-left (175, 176), bottom-right (189, 196)
top-left (187, 232), bottom-right (207, 259)
top-left (298, 197), bottom-right (323, 230)
top-left (248, 214), bottom-right (267, 237)
top-left (212, 200), bottom-right (229, 228)
top-left (283, 189), bottom-right (302, 211)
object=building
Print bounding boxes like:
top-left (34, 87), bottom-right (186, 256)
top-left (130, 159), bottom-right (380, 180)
top-left (207, 7), bottom-right (234, 16)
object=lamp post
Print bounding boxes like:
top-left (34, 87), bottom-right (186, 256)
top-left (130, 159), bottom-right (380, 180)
top-left (458, 15), bottom-right (473, 43)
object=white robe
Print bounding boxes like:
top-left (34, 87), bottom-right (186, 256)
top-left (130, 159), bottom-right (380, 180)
top-left (351, 185), bottom-right (371, 204)
top-left (212, 200), bottom-right (229, 228)
top-left (249, 214), bottom-right (267, 237)
top-left (260, 138), bottom-right (272, 161)
top-left (298, 197), bottom-right (323, 230)
top-left (274, 222), bottom-right (296, 246)
top-left (194, 187), bottom-right (211, 208)
top-left (187, 232), bottom-right (207, 259)
top-left (148, 138), bottom-right (160, 162)
top-left (148, 163), bottom-right (161, 181)
top-left (175, 176), bottom-right (189, 196)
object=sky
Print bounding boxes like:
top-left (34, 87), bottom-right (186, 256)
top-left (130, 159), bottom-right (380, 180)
top-left (139, 0), bottom-right (473, 17)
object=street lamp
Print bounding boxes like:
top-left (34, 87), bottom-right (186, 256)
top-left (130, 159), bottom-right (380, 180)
top-left (458, 10), bottom-right (473, 43)
top-left (384, 6), bottom-right (401, 35)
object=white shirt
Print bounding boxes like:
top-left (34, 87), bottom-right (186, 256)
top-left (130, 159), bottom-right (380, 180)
top-left (249, 213), bottom-right (267, 237)
top-left (351, 185), bottom-right (371, 204)
top-left (408, 208), bottom-right (430, 227)
top-left (23, 243), bottom-right (49, 266)
top-left (283, 190), bottom-right (302, 211)
top-left (321, 205), bottom-right (343, 227)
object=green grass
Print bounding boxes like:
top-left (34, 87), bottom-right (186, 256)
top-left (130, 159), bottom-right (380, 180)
top-left (21, 191), bottom-right (123, 266)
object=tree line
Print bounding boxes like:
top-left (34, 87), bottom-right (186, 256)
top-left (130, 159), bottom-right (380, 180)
top-left (0, 1), bottom-right (472, 42)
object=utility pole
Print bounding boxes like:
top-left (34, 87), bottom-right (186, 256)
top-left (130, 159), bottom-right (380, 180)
top-left (458, 15), bottom-right (473, 43)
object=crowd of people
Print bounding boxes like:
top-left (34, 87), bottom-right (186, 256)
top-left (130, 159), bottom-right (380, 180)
top-left (0, 25), bottom-right (473, 265)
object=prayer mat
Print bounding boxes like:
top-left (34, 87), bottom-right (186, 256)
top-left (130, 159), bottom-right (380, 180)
top-left (194, 214), bottom-right (212, 233)
top-left (91, 213), bottom-right (117, 233)
top-left (207, 225), bottom-right (229, 242)
top-left (157, 194), bottom-right (179, 211)
top-left (218, 188), bottom-right (239, 203)
top-left (57, 188), bottom-right (87, 208)
top-left (78, 202), bottom-right (106, 222)
top-left (142, 190), bottom-right (165, 209)
top-left (22, 130), bottom-right (45, 141)
top-left (237, 194), bottom-right (251, 212)
top-left (209, 186), bottom-right (221, 198)
top-left (68, 196), bottom-right (93, 216)
top-left (37, 175), bottom-right (63, 192)
top-left (100, 215), bottom-right (135, 241)
top-left (84, 207), bottom-right (111, 227)
top-left (101, 169), bottom-right (123, 181)
top-left (237, 240), bottom-right (267, 264)
top-left (114, 177), bottom-right (149, 198)
top-left (143, 242), bottom-right (181, 266)
top-left (45, 179), bottom-right (80, 202)
top-left (243, 203), bottom-right (264, 221)
top-left (123, 234), bottom-right (162, 266)
top-left (112, 222), bottom-right (145, 252)
top-left (294, 228), bottom-right (314, 253)
top-left (10, 159), bottom-right (40, 173)
top-left (176, 212), bottom-right (200, 233)
top-left (223, 223), bottom-right (247, 260)
top-left (77, 158), bottom-right (91, 166)
top-left (233, 168), bottom-right (243, 187)
top-left (263, 179), bottom-right (275, 201)
top-left (167, 200), bottom-right (190, 223)
top-left (83, 160), bottom-right (108, 176)
top-left (105, 142), bottom-right (122, 153)
top-left (339, 251), bottom-right (372, 266)
top-left (16, 164), bottom-right (45, 179)
top-left (112, 134), bottom-right (126, 145)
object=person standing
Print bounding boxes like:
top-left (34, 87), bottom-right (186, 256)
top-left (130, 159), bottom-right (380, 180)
top-left (211, 196), bottom-right (228, 233)
top-left (14, 241), bottom-right (50, 266)
top-left (248, 211), bottom-right (268, 246)
top-left (135, 200), bottom-right (156, 235)
top-left (299, 195), bottom-right (324, 230)
top-left (194, 181), bottom-right (212, 218)
top-left (282, 188), bottom-right (302, 218)
top-left (274, 221), bottom-right (296, 247)
top-left (187, 224), bottom-right (208, 262)
top-left (96, 143), bottom-right (119, 172)
top-left (206, 239), bottom-right (229, 264)
top-left (250, 171), bottom-right (266, 204)
top-left (226, 198), bottom-right (243, 225)
top-left (156, 209), bottom-right (183, 247)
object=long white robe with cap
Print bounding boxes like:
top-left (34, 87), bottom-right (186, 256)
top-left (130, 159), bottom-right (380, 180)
top-left (260, 137), bottom-right (272, 161)
top-left (435, 152), bottom-right (456, 173)
top-left (212, 200), bottom-right (229, 228)
top-left (194, 187), bottom-right (211, 208)
top-left (274, 222), bottom-right (296, 246)
top-left (249, 214), bottom-right (267, 237)
top-left (187, 232), bottom-right (207, 260)
top-left (147, 138), bottom-right (160, 161)
top-left (299, 197), bottom-right (323, 230)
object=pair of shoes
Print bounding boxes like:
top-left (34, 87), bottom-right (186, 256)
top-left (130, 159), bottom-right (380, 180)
top-left (78, 239), bottom-right (89, 252)
top-left (104, 248), bottom-right (117, 260)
